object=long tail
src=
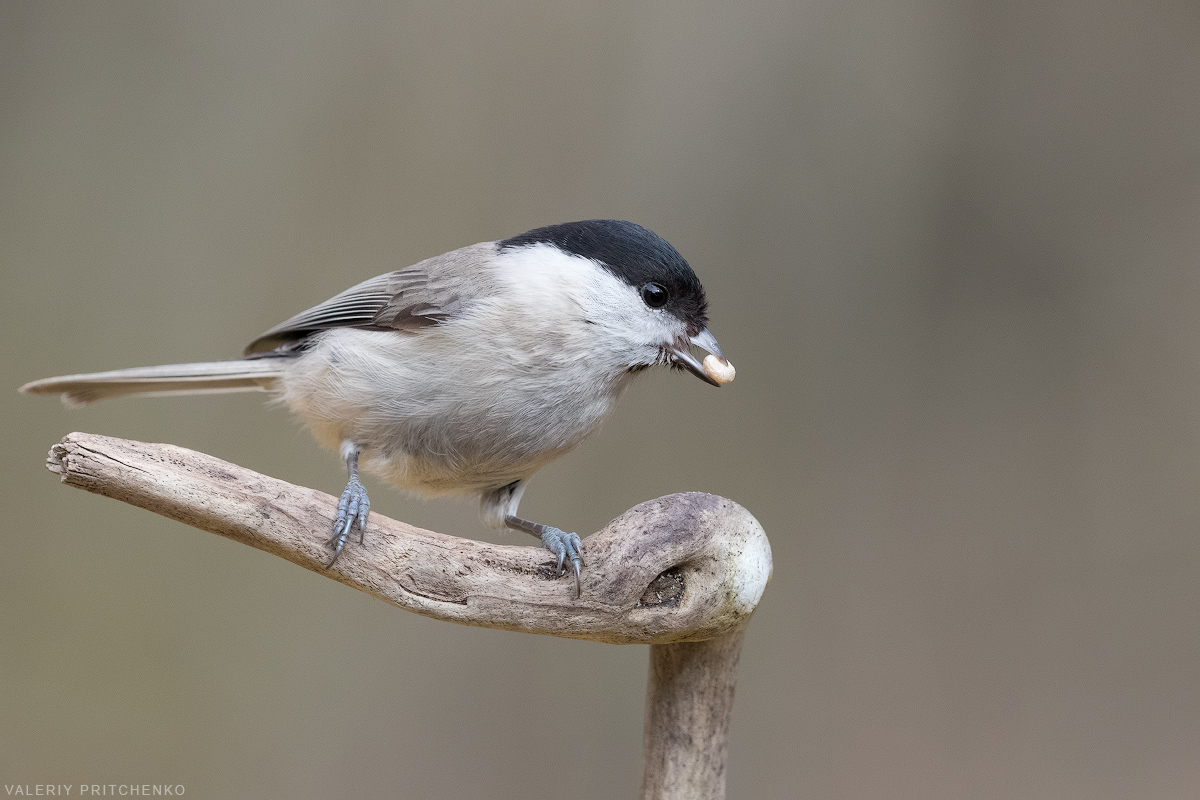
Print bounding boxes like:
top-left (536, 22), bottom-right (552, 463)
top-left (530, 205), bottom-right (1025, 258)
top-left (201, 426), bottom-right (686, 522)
top-left (19, 359), bottom-right (288, 408)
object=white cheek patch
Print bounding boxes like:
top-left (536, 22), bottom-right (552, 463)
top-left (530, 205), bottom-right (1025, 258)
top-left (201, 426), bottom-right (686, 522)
top-left (492, 244), bottom-right (683, 349)
top-left (492, 243), bottom-right (592, 316)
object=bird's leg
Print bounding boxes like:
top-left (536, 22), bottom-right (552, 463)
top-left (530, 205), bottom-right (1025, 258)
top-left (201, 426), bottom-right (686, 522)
top-left (480, 482), bottom-right (584, 597)
top-left (504, 515), bottom-right (584, 598)
top-left (327, 441), bottom-right (369, 567)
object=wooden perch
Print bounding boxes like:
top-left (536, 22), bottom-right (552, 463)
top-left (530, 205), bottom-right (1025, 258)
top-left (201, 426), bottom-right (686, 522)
top-left (45, 432), bottom-right (772, 799)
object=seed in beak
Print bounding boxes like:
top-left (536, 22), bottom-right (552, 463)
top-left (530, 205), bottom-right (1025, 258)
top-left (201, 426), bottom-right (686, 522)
top-left (703, 354), bottom-right (735, 385)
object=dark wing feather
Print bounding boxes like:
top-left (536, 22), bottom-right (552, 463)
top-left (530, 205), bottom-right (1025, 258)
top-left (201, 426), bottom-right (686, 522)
top-left (243, 243), bottom-right (494, 357)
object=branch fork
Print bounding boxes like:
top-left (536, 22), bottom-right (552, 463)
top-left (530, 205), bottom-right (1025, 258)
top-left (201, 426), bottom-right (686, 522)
top-left (46, 432), bottom-right (771, 799)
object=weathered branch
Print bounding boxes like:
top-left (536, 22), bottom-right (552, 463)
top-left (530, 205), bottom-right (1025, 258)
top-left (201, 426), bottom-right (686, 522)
top-left (44, 432), bottom-right (772, 798)
top-left (46, 433), bottom-right (771, 641)
top-left (642, 630), bottom-right (747, 799)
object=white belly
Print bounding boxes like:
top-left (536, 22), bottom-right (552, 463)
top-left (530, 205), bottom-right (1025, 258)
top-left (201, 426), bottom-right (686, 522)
top-left (275, 327), bottom-right (632, 496)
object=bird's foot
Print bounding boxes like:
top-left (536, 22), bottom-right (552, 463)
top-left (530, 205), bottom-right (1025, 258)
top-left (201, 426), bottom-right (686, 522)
top-left (540, 527), bottom-right (584, 597)
top-left (327, 477), bottom-right (370, 566)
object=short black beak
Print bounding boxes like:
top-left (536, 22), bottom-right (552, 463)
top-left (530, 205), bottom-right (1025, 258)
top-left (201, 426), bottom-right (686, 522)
top-left (666, 327), bottom-right (732, 387)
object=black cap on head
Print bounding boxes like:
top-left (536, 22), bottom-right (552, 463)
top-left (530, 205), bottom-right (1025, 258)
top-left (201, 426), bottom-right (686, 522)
top-left (500, 220), bottom-right (709, 334)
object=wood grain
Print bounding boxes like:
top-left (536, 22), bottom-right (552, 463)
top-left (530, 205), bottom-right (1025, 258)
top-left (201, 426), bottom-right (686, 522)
top-left (44, 431), bottom-right (772, 797)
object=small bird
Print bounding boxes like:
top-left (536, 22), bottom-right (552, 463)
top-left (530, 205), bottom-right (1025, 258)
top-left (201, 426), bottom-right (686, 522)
top-left (21, 220), bottom-right (734, 595)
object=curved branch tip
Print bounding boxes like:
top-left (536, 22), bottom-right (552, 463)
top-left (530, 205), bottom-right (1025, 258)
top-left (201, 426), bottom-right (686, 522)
top-left (48, 432), bottom-right (771, 644)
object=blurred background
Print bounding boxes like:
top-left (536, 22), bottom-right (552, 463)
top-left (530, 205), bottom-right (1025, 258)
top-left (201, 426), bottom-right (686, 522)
top-left (4, 1), bottom-right (1200, 797)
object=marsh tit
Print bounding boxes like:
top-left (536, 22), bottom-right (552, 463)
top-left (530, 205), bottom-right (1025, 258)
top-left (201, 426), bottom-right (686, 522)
top-left (21, 220), bottom-right (735, 596)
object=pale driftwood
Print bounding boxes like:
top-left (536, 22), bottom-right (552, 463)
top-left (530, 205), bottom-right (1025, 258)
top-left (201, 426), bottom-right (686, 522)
top-left (642, 630), bottom-right (747, 800)
top-left (45, 432), bottom-right (772, 797)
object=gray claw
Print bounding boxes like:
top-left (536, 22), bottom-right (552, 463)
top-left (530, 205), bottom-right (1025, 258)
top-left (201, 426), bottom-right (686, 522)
top-left (327, 477), bottom-right (370, 567)
top-left (540, 527), bottom-right (584, 598)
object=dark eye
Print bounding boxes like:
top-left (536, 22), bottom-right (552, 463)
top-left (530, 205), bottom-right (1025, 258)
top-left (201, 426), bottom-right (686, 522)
top-left (641, 282), bottom-right (669, 308)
